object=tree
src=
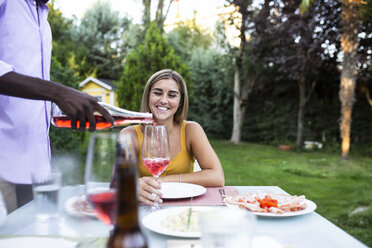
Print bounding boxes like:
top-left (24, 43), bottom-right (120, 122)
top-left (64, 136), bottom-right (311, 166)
top-left (142, 0), bottom-right (174, 30)
top-left (300, 0), bottom-right (368, 159)
top-left (76, 1), bottom-right (122, 80)
top-left (117, 23), bottom-right (191, 111)
top-left (224, 0), bottom-right (263, 144)
top-left (188, 47), bottom-right (234, 138)
top-left (338, 0), bottom-right (362, 159)
top-left (251, 0), bottom-right (341, 148)
top-left (166, 19), bottom-right (233, 137)
top-left (167, 20), bottom-right (213, 63)
top-left (119, 20), bottom-right (146, 59)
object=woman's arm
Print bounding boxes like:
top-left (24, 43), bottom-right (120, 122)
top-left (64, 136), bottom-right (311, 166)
top-left (160, 121), bottom-right (225, 187)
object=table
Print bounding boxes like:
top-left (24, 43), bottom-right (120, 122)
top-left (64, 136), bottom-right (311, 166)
top-left (0, 185), bottom-right (368, 248)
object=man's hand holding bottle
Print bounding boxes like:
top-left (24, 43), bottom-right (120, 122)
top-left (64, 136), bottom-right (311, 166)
top-left (54, 85), bottom-right (114, 132)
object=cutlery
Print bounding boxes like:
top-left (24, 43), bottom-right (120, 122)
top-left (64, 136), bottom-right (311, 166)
top-left (219, 188), bottom-right (226, 203)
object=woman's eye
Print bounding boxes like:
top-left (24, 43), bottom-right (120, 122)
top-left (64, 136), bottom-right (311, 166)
top-left (154, 92), bottom-right (162, 96)
top-left (169, 94), bottom-right (177, 98)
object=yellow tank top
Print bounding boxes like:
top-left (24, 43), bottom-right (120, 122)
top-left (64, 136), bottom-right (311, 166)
top-left (134, 121), bottom-right (195, 177)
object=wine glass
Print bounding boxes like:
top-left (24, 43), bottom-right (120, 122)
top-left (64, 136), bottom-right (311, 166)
top-left (142, 125), bottom-right (170, 210)
top-left (85, 132), bottom-right (117, 228)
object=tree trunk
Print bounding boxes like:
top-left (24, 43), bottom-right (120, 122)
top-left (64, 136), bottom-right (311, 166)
top-left (155, 0), bottom-right (164, 29)
top-left (229, 0), bottom-right (252, 144)
top-left (230, 61), bottom-right (257, 144)
top-left (240, 74), bottom-right (256, 127)
top-left (296, 77), bottom-right (306, 148)
top-left (339, 0), bottom-right (360, 160)
top-left (230, 49), bottom-right (242, 144)
top-left (365, 88), bottom-right (372, 107)
top-left (142, 0), bottom-right (151, 28)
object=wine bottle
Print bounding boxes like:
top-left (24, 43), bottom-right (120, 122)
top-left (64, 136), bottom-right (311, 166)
top-left (51, 102), bottom-right (154, 130)
top-left (107, 135), bottom-right (148, 248)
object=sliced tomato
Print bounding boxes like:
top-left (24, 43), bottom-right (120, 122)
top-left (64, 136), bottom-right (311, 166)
top-left (259, 198), bottom-right (278, 208)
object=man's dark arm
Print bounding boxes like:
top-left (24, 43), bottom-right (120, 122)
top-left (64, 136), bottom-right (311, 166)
top-left (0, 71), bottom-right (114, 131)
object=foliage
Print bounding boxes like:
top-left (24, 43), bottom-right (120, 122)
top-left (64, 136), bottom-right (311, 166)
top-left (358, 0), bottom-right (372, 100)
top-left (47, 2), bottom-right (73, 50)
top-left (47, 3), bottom-right (87, 155)
top-left (166, 20), bottom-right (234, 137)
top-left (167, 20), bottom-right (213, 63)
top-left (117, 22), bottom-right (191, 111)
top-left (212, 139), bottom-right (372, 246)
top-left (188, 48), bottom-right (234, 138)
top-left (48, 0), bottom-right (372, 157)
top-left (119, 20), bottom-right (146, 59)
top-left (252, 0), bottom-right (340, 146)
top-left (75, 0), bottom-right (123, 79)
top-left (49, 56), bottom-right (86, 155)
top-left (48, 2), bottom-right (90, 78)
top-left (240, 46), bottom-right (372, 153)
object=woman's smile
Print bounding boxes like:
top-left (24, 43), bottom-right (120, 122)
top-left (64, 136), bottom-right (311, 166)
top-left (149, 79), bottom-right (181, 122)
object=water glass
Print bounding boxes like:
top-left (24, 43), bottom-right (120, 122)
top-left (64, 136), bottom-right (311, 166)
top-left (32, 171), bottom-right (62, 221)
top-left (200, 208), bottom-right (256, 248)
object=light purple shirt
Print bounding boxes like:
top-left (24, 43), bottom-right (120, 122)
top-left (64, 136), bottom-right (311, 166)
top-left (0, 0), bottom-right (52, 184)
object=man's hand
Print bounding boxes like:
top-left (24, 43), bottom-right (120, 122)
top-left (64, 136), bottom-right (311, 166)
top-left (0, 72), bottom-right (114, 132)
top-left (55, 86), bottom-right (114, 131)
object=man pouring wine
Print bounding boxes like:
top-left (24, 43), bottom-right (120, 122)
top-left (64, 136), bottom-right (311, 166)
top-left (0, 0), bottom-right (114, 213)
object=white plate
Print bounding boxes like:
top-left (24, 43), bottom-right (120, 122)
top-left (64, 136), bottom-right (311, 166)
top-left (160, 182), bottom-right (206, 199)
top-left (64, 196), bottom-right (96, 218)
top-left (0, 237), bottom-right (78, 248)
top-left (142, 206), bottom-right (214, 238)
top-left (225, 196), bottom-right (317, 217)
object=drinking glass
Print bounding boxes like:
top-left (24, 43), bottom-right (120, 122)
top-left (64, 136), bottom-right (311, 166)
top-left (200, 208), bottom-right (256, 248)
top-left (85, 132), bottom-right (117, 228)
top-left (32, 170), bottom-right (62, 221)
top-left (142, 125), bottom-right (170, 209)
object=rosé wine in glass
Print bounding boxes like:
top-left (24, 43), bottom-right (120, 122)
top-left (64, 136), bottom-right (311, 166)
top-left (85, 133), bottom-right (117, 229)
top-left (142, 158), bottom-right (170, 177)
top-left (87, 190), bottom-right (116, 226)
top-left (142, 125), bottom-right (170, 210)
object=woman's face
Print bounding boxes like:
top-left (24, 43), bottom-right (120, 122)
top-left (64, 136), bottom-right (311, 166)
top-left (149, 79), bottom-right (181, 122)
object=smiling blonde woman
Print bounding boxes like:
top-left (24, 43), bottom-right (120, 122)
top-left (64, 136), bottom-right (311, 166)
top-left (120, 69), bottom-right (224, 206)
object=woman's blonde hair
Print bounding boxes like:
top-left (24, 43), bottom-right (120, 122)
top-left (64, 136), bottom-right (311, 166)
top-left (140, 69), bottom-right (188, 124)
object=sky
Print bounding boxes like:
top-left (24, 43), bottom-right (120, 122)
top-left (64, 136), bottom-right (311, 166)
top-left (53, 0), bottom-right (242, 46)
top-left (54, 0), bottom-right (226, 27)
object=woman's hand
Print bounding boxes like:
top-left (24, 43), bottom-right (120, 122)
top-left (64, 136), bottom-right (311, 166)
top-left (138, 177), bottom-right (163, 206)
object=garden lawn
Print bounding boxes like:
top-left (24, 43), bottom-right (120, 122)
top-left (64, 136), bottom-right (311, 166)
top-left (211, 139), bottom-right (372, 247)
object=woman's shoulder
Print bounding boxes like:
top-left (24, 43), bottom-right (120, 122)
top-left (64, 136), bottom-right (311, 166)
top-left (120, 125), bottom-right (138, 135)
top-left (185, 121), bottom-right (204, 134)
top-left (120, 126), bottom-right (140, 149)
top-left (185, 120), bottom-right (201, 128)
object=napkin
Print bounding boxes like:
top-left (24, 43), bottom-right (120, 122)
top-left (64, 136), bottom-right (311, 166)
top-left (161, 186), bottom-right (238, 206)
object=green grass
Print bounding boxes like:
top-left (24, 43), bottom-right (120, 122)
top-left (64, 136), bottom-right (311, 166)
top-left (211, 139), bottom-right (372, 247)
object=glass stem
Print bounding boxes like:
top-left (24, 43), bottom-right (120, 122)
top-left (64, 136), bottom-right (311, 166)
top-left (152, 175), bottom-right (160, 210)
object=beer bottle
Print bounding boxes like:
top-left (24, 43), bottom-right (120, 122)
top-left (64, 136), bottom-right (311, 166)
top-left (107, 134), bottom-right (148, 248)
